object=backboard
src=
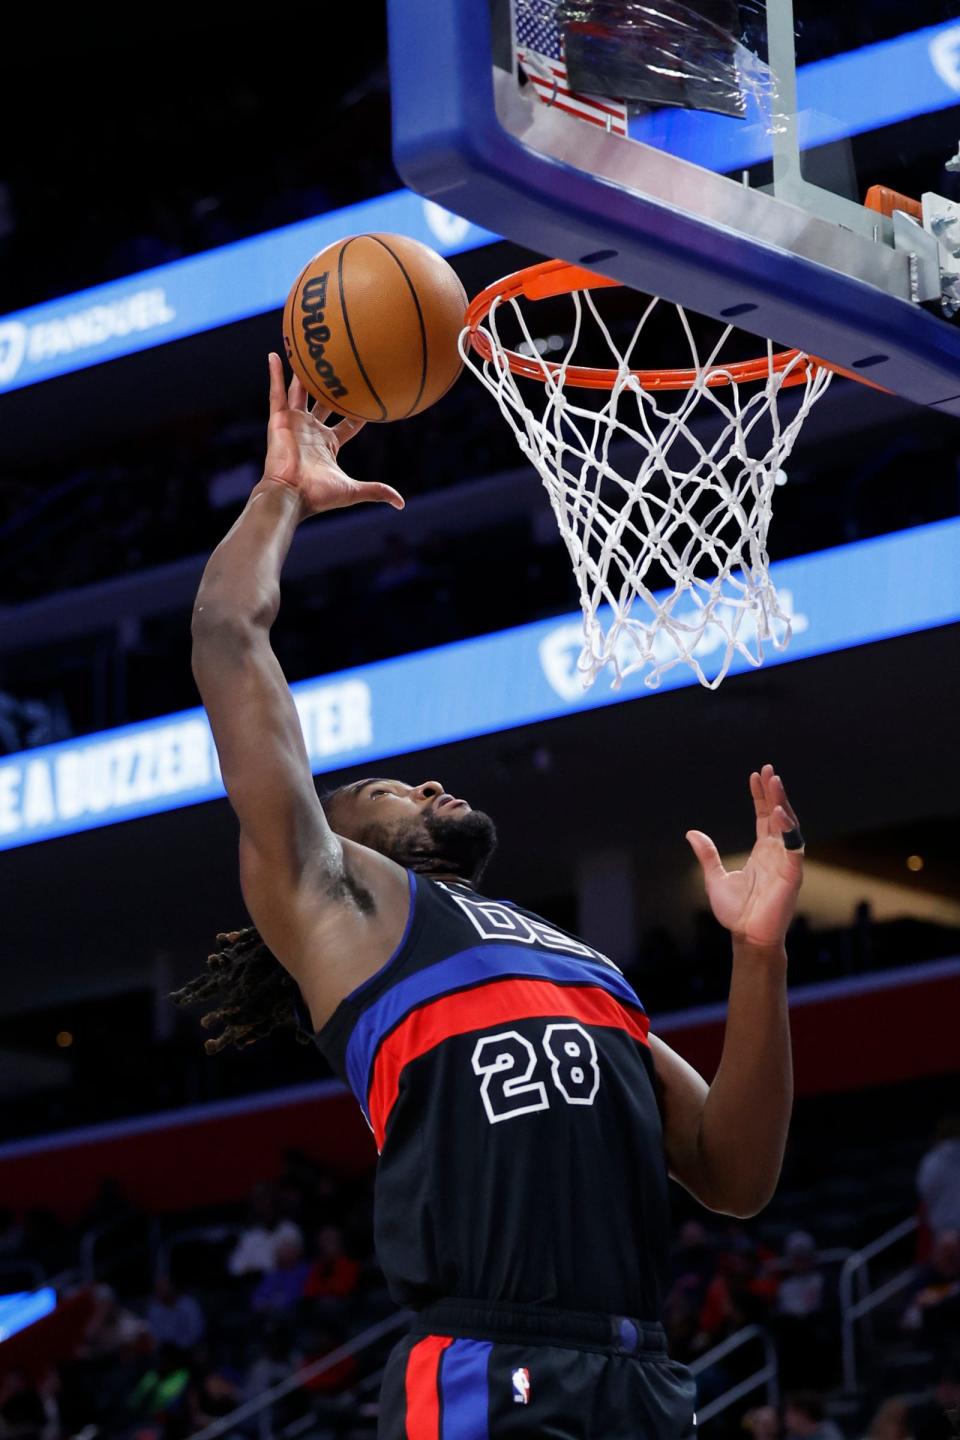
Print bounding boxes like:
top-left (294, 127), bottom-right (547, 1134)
top-left (388, 0), bottom-right (960, 413)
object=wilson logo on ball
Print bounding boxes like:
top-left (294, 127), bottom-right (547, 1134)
top-left (300, 273), bottom-right (349, 400)
top-left (283, 233), bottom-right (466, 421)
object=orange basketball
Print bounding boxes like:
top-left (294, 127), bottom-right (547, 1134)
top-left (282, 233), bottom-right (467, 422)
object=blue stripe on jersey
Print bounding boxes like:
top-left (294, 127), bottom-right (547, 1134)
top-left (344, 944), bottom-right (646, 1115)
top-left (440, 1339), bottom-right (492, 1439)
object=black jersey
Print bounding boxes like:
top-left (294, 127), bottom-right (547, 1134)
top-left (313, 871), bottom-right (672, 1320)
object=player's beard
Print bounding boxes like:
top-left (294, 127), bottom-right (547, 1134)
top-left (421, 807), bottom-right (498, 885)
top-left (372, 808), bottom-right (498, 886)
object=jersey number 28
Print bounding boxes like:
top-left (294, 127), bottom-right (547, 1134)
top-left (471, 1023), bottom-right (600, 1124)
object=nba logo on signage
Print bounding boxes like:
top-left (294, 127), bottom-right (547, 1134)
top-left (512, 1367), bottom-right (531, 1405)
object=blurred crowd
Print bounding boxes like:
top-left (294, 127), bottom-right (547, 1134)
top-left (0, 1157), bottom-right (389, 1440)
top-left (0, 1112), bottom-right (958, 1440)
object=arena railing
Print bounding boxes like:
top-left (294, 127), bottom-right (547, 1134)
top-left (189, 1309), bottom-right (411, 1440)
top-left (688, 1323), bottom-right (780, 1426)
top-left (840, 1214), bottom-right (920, 1393)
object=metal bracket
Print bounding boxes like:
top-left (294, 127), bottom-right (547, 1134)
top-left (891, 210), bottom-right (942, 305)
top-left (922, 192), bottom-right (960, 317)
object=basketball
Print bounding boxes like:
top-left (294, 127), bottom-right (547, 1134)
top-left (282, 233), bottom-right (468, 422)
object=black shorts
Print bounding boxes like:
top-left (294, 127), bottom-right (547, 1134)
top-left (377, 1299), bottom-right (698, 1439)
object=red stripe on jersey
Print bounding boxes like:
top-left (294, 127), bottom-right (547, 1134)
top-left (369, 978), bottom-right (649, 1149)
top-left (405, 1334), bottom-right (452, 1439)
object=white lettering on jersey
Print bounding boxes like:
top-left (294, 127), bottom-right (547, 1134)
top-left (437, 884), bottom-right (623, 974)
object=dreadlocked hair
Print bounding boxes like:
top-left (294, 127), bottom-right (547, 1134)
top-left (169, 927), bottom-right (311, 1055)
top-left (171, 791), bottom-right (353, 1055)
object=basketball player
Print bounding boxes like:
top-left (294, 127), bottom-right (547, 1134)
top-left (179, 354), bottom-right (802, 1438)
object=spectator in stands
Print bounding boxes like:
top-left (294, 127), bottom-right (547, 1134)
top-left (303, 1224), bottom-right (360, 1307)
top-left (692, 1238), bottom-right (778, 1408)
top-left (123, 1341), bottom-right (190, 1432)
top-left (773, 1231), bottom-right (830, 1386)
top-left (743, 1405), bottom-right (781, 1440)
top-left (916, 1115), bottom-right (960, 1239)
top-left (145, 1272), bottom-right (206, 1350)
top-left (302, 1320), bottom-right (358, 1393)
top-left (228, 1182), bottom-right (304, 1276)
top-left (77, 1283), bottom-right (149, 1359)
top-left (244, 1321), bottom-right (298, 1400)
top-left (184, 1361), bottom-right (242, 1433)
top-left (0, 1369), bottom-right (59, 1440)
top-left (698, 1239), bottom-right (776, 1345)
top-left (783, 1392), bottom-right (846, 1440)
top-left (715, 1222), bottom-right (779, 1300)
top-left (64, 1290), bottom-right (154, 1433)
top-left (859, 1397), bottom-right (910, 1440)
top-left (776, 1232), bottom-right (826, 1315)
top-left (251, 1233), bottom-right (311, 1315)
top-left (900, 1229), bottom-right (960, 1349)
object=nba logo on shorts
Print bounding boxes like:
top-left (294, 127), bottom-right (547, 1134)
top-left (512, 1366), bottom-right (531, 1405)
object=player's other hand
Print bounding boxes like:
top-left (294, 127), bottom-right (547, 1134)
top-left (686, 764), bottom-right (804, 950)
top-left (262, 353), bottom-right (405, 515)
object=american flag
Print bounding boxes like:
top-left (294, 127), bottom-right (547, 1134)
top-left (516, 0), bottom-right (628, 136)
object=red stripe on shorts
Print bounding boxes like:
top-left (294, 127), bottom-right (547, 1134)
top-left (405, 1334), bottom-right (453, 1439)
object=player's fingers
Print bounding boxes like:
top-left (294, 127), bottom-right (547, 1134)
top-left (268, 353), bottom-right (287, 415)
top-left (751, 768), bottom-right (776, 842)
top-left (771, 772), bottom-right (800, 828)
top-left (352, 481), bottom-right (404, 511)
top-left (686, 829), bottom-right (725, 879)
top-left (310, 400), bottom-right (332, 426)
top-left (289, 375), bottom-right (309, 412)
top-left (333, 416), bottom-right (366, 446)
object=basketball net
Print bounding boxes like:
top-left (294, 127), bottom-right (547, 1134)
top-left (460, 268), bottom-right (833, 691)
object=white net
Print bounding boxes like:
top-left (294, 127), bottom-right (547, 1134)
top-left (460, 283), bottom-right (833, 690)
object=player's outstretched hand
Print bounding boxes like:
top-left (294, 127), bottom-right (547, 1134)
top-left (686, 764), bottom-right (804, 949)
top-left (262, 353), bottom-right (405, 514)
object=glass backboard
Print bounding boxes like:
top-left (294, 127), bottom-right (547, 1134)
top-left (388, 0), bottom-right (960, 412)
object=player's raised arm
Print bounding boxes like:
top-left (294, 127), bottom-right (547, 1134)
top-left (191, 354), bottom-right (405, 971)
top-left (650, 765), bottom-right (802, 1217)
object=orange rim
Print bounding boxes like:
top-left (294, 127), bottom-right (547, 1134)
top-left (464, 258), bottom-right (887, 393)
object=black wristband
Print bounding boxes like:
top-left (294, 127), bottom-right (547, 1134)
top-left (783, 827), bottom-right (805, 851)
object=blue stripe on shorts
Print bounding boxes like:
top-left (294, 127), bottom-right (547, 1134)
top-left (440, 1338), bottom-right (492, 1440)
